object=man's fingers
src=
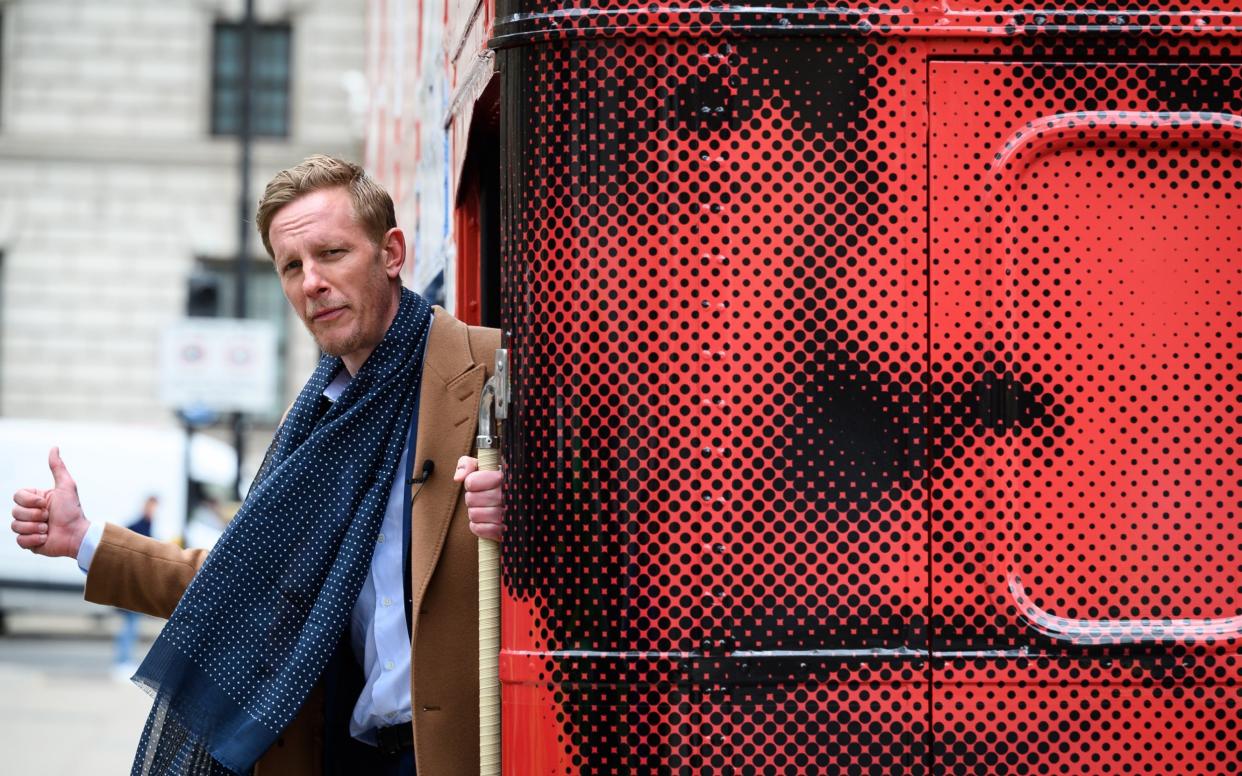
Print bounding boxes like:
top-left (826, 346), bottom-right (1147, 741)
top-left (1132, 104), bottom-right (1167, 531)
top-left (460, 456), bottom-right (504, 541)
top-left (463, 471), bottom-right (503, 510)
top-left (13, 488), bottom-right (47, 510)
top-left (454, 455), bottom-right (479, 482)
top-left (11, 518), bottom-right (49, 536)
top-left (48, 447), bottom-right (76, 490)
top-left (11, 488), bottom-right (49, 552)
top-left (463, 469), bottom-right (502, 492)
top-left (468, 522), bottom-right (504, 541)
top-left (467, 506), bottom-right (504, 525)
top-left (12, 504), bottom-right (47, 523)
top-left (464, 488), bottom-right (504, 509)
top-left (15, 533), bottom-right (48, 550)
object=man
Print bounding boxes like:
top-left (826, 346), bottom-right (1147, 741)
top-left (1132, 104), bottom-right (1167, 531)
top-left (10, 155), bottom-right (505, 775)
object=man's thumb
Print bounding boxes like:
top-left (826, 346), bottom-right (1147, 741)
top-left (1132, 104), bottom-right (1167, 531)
top-left (48, 446), bottom-right (74, 488)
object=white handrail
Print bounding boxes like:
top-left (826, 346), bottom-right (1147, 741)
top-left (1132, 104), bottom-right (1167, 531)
top-left (1009, 574), bottom-right (1242, 644)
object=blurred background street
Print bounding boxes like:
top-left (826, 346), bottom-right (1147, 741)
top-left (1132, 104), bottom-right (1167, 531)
top-left (0, 0), bottom-right (454, 771)
top-left (0, 608), bottom-right (161, 775)
top-left (0, 2), bottom-right (368, 769)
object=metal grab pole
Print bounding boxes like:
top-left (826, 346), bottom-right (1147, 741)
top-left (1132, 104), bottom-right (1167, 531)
top-left (476, 349), bottom-right (508, 776)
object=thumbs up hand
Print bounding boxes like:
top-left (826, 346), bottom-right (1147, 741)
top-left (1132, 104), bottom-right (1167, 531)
top-left (10, 447), bottom-right (91, 558)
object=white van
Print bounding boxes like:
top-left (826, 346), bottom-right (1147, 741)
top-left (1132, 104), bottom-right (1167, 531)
top-left (0, 419), bottom-right (236, 622)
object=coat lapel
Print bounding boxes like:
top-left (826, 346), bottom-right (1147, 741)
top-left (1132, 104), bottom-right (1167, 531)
top-left (408, 307), bottom-right (486, 639)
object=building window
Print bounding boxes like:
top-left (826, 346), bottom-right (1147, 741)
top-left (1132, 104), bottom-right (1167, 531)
top-left (211, 21), bottom-right (292, 138)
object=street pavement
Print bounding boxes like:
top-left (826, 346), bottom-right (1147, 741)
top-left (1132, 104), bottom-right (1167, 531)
top-left (0, 611), bottom-right (161, 775)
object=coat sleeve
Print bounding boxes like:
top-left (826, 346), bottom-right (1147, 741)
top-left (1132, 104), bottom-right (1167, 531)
top-left (84, 522), bottom-right (210, 618)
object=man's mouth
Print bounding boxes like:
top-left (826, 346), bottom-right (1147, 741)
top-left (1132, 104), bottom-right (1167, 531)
top-left (311, 306), bottom-right (347, 323)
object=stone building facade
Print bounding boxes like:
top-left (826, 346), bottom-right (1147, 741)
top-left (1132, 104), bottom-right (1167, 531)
top-left (0, 0), bottom-right (366, 457)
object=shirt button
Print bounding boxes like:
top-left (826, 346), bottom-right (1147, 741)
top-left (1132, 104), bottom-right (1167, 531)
top-left (377, 533), bottom-right (386, 544)
top-left (384, 660), bottom-right (396, 671)
top-left (382, 597), bottom-right (393, 607)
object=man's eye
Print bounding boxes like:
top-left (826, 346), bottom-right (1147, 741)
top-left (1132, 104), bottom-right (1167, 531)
top-left (282, 260), bottom-right (301, 274)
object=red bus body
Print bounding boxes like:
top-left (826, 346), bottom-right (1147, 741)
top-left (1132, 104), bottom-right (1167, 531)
top-left (373, 2), bottom-right (1242, 772)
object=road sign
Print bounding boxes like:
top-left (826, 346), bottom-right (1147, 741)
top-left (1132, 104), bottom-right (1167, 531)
top-left (159, 318), bottom-right (278, 414)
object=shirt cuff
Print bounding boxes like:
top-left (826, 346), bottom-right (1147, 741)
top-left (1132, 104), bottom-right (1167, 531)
top-left (77, 522), bottom-right (105, 573)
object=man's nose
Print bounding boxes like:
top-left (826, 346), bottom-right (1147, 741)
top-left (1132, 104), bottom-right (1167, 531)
top-left (301, 261), bottom-right (329, 297)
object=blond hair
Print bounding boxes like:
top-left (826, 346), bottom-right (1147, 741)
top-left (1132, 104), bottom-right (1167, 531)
top-left (255, 154), bottom-right (396, 258)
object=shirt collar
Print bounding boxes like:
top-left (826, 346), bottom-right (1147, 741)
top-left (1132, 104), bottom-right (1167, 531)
top-left (322, 368), bottom-right (351, 404)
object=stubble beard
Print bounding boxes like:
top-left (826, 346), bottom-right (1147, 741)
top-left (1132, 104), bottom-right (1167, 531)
top-left (308, 276), bottom-right (394, 360)
top-left (313, 326), bottom-right (365, 358)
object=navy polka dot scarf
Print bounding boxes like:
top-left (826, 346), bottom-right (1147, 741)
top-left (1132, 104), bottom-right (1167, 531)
top-left (130, 289), bottom-right (433, 775)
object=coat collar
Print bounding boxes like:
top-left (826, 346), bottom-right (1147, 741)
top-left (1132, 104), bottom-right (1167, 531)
top-left (422, 306), bottom-right (485, 395)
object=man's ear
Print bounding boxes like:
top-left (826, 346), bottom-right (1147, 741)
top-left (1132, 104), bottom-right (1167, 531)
top-left (380, 228), bottom-right (406, 279)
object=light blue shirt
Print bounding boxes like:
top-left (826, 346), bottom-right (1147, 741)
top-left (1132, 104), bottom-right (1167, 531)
top-left (321, 368), bottom-right (414, 742)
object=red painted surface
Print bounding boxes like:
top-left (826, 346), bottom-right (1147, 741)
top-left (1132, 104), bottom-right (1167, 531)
top-left (492, 9), bottom-right (1242, 772)
top-left (374, 0), bottom-right (1242, 771)
top-left (456, 176), bottom-right (483, 325)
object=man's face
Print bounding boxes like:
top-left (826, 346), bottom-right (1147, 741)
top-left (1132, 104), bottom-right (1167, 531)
top-left (268, 187), bottom-right (403, 373)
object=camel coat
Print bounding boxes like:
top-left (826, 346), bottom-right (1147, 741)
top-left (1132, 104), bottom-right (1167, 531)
top-left (85, 308), bottom-right (500, 775)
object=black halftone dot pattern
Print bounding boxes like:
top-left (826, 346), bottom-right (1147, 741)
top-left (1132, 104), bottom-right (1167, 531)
top-left (492, 6), bottom-right (1242, 773)
top-left (501, 35), bottom-right (931, 773)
